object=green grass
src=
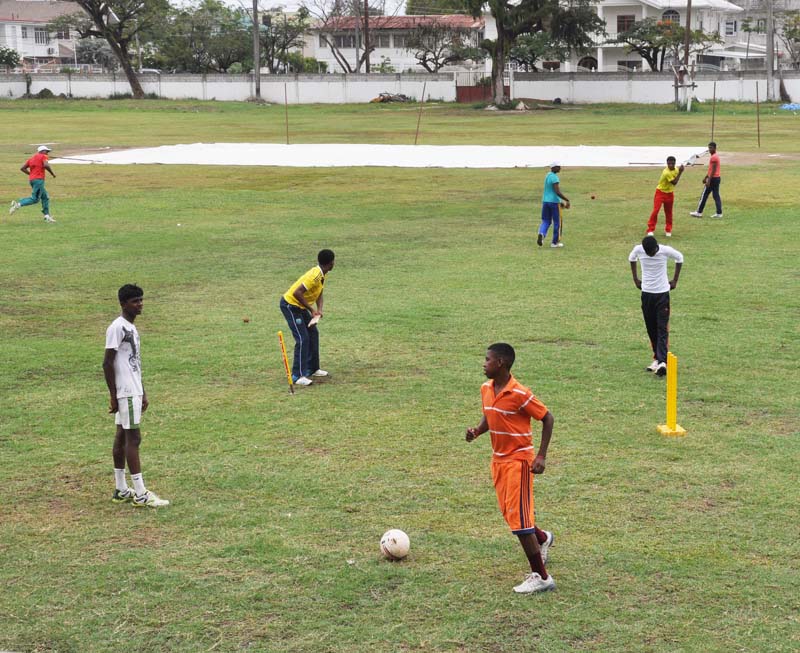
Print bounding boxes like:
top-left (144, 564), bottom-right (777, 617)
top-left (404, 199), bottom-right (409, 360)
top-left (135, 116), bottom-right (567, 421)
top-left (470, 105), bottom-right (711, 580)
top-left (1, 100), bottom-right (798, 653)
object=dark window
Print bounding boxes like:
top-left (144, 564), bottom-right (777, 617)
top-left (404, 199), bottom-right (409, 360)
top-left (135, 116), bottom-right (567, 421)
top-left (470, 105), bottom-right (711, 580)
top-left (617, 15), bottom-right (636, 33)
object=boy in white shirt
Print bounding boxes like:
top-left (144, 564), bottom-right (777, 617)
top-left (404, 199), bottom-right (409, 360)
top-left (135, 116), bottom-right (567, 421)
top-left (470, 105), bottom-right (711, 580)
top-left (628, 236), bottom-right (684, 376)
top-left (103, 284), bottom-right (169, 507)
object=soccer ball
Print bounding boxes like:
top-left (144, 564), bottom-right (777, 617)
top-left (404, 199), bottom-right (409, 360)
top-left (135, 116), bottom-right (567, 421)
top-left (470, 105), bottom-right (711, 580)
top-left (380, 529), bottom-right (410, 560)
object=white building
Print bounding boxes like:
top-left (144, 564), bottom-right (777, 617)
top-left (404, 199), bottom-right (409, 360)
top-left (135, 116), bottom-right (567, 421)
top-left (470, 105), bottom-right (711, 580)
top-left (0, 0), bottom-right (82, 72)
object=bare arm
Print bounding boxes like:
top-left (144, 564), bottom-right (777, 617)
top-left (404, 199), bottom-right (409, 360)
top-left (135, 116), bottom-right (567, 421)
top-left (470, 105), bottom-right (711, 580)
top-left (292, 284), bottom-right (320, 316)
top-left (315, 290), bottom-right (324, 317)
top-left (466, 415), bottom-right (489, 442)
top-left (553, 182), bottom-right (570, 208)
top-left (20, 164), bottom-right (30, 175)
top-left (671, 165), bottom-right (684, 186)
top-left (103, 348), bottom-right (119, 414)
top-left (670, 262), bottom-right (682, 290)
top-left (630, 261), bottom-right (641, 289)
top-left (44, 162), bottom-right (56, 178)
top-left (532, 411), bottom-right (554, 474)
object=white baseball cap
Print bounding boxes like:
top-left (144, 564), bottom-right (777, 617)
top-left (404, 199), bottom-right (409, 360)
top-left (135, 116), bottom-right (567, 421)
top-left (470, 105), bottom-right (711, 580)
top-left (37, 145), bottom-right (52, 152)
top-left (549, 160), bottom-right (560, 168)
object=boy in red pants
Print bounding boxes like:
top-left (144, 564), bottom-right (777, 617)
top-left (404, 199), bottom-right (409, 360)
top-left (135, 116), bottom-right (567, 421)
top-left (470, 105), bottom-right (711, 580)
top-left (647, 156), bottom-right (684, 237)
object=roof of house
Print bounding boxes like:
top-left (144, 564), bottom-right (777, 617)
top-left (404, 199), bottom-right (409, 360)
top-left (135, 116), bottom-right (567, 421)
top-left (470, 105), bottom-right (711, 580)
top-left (312, 14), bottom-right (484, 32)
top-left (0, 0), bottom-right (82, 24)
top-left (639, 0), bottom-right (744, 12)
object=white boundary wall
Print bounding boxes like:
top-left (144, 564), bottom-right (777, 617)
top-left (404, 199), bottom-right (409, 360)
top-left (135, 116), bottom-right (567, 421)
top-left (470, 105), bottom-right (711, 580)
top-left (1, 71), bottom-right (798, 104)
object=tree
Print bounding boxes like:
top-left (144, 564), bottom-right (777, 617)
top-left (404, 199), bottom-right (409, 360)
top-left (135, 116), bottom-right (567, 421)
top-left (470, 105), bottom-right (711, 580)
top-left (777, 11), bottom-right (800, 70)
top-left (76, 38), bottom-right (118, 70)
top-left (51, 0), bottom-right (170, 98)
top-left (406, 0), bottom-right (467, 14)
top-left (0, 46), bottom-right (21, 71)
top-left (302, 0), bottom-right (389, 73)
top-left (509, 32), bottom-right (571, 71)
top-left (405, 18), bottom-right (484, 72)
top-left (261, 8), bottom-right (311, 74)
top-left (612, 18), bottom-right (721, 73)
top-left (158, 0), bottom-right (250, 73)
top-left (465, 0), bottom-right (605, 104)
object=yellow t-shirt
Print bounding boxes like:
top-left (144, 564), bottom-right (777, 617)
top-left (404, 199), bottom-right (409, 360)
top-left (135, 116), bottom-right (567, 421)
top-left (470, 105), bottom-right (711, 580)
top-left (283, 266), bottom-right (325, 309)
top-left (656, 167), bottom-right (680, 193)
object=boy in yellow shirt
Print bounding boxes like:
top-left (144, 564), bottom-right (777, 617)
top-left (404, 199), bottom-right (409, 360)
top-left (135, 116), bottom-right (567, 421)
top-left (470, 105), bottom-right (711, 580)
top-left (647, 156), bottom-right (684, 237)
top-left (279, 249), bottom-right (335, 386)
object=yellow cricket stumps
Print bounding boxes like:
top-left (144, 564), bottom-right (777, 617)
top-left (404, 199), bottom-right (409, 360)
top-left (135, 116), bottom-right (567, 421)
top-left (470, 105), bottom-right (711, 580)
top-left (278, 331), bottom-right (294, 395)
top-left (657, 352), bottom-right (687, 436)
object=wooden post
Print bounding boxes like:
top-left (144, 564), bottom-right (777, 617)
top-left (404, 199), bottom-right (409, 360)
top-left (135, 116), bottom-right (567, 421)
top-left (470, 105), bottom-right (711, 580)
top-left (756, 81), bottom-right (761, 148)
top-left (711, 81), bottom-right (716, 141)
top-left (284, 82), bottom-right (289, 145)
top-left (414, 81), bottom-right (427, 146)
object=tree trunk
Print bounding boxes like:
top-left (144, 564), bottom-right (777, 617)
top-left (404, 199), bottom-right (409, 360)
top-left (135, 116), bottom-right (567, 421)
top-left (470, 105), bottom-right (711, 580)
top-left (491, 34), bottom-right (507, 105)
top-left (106, 34), bottom-right (144, 98)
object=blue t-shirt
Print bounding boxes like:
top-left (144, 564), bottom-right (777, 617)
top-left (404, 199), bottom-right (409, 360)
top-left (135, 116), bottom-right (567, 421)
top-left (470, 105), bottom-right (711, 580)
top-left (543, 171), bottom-right (560, 204)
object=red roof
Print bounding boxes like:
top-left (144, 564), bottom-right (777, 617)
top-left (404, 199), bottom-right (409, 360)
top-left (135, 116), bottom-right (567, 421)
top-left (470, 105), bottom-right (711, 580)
top-left (0, 0), bottom-right (82, 24)
top-left (314, 14), bottom-right (483, 31)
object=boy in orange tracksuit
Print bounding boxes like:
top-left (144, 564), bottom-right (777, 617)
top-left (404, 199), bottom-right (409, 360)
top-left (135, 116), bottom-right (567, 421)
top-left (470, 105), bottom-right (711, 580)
top-left (465, 343), bottom-right (556, 594)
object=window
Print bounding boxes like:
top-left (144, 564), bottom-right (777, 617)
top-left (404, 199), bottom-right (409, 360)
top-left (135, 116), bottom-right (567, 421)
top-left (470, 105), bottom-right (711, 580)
top-left (725, 20), bottom-right (737, 36)
top-left (35, 28), bottom-right (50, 44)
top-left (21, 26), bottom-right (29, 39)
top-left (756, 18), bottom-right (766, 33)
top-left (661, 10), bottom-right (680, 26)
top-left (617, 15), bottom-right (636, 33)
top-left (375, 33), bottom-right (390, 48)
top-left (319, 34), bottom-right (328, 48)
top-left (393, 33), bottom-right (407, 48)
top-left (56, 28), bottom-right (70, 40)
top-left (333, 33), bottom-right (356, 49)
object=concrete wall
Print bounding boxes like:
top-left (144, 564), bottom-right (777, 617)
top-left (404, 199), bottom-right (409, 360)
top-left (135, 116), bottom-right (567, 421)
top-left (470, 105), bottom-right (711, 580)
top-left (513, 71), bottom-right (797, 104)
top-left (1, 71), bottom-right (797, 104)
top-left (0, 72), bottom-right (454, 103)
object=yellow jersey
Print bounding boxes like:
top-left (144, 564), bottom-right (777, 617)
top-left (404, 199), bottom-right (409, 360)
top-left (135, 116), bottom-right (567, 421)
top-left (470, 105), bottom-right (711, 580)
top-left (656, 167), bottom-right (680, 193)
top-left (283, 266), bottom-right (326, 309)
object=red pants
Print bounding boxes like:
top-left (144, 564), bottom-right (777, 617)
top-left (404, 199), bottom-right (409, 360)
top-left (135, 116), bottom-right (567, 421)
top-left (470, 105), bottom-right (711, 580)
top-left (648, 189), bottom-right (674, 233)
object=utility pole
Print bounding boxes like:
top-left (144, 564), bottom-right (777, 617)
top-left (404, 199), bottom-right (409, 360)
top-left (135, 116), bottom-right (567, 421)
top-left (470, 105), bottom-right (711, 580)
top-left (766, 0), bottom-right (775, 101)
top-left (364, 0), bottom-right (370, 73)
top-left (679, 0), bottom-right (693, 108)
top-left (253, 0), bottom-right (261, 99)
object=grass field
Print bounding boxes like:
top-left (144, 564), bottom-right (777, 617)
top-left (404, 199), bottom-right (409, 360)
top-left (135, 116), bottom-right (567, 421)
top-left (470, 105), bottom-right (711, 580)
top-left (1, 99), bottom-right (798, 653)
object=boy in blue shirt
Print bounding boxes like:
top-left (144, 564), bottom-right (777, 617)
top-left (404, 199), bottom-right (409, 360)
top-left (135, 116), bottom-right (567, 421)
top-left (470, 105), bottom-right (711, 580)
top-left (537, 162), bottom-right (570, 248)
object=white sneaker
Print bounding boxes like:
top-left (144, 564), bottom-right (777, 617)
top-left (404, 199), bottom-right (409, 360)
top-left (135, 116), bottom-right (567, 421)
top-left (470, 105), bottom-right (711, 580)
top-left (689, 211), bottom-right (702, 218)
top-left (295, 376), bottom-right (313, 386)
top-left (539, 531), bottom-right (554, 564)
top-left (312, 369), bottom-right (329, 377)
top-left (513, 572), bottom-right (556, 594)
top-left (9, 200), bottom-right (20, 215)
top-left (646, 360), bottom-right (659, 373)
top-left (664, 231), bottom-right (672, 237)
top-left (711, 213), bottom-right (723, 219)
top-left (550, 242), bottom-right (564, 248)
top-left (646, 231), bottom-right (654, 236)
top-left (133, 490), bottom-right (170, 508)
top-left (43, 215), bottom-right (56, 223)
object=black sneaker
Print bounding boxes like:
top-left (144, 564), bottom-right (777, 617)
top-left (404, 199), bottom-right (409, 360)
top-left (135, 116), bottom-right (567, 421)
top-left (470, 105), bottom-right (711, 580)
top-left (112, 488), bottom-right (135, 503)
top-left (655, 362), bottom-right (667, 377)
top-left (537, 234), bottom-right (543, 247)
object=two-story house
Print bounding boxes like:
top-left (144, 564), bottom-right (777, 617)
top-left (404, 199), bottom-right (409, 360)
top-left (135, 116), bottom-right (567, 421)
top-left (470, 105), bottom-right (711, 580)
top-left (0, 0), bottom-right (81, 71)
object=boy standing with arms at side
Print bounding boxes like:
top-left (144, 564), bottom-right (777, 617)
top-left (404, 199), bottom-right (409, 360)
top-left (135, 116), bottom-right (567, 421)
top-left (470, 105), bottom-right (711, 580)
top-left (647, 156), bottom-right (684, 237)
top-left (690, 141), bottom-right (723, 219)
top-left (103, 284), bottom-right (169, 507)
top-left (10, 145), bottom-right (56, 223)
top-left (629, 236), bottom-right (684, 376)
top-left (465, 343), bottom-right (556, 594)
top-left (537, 162), bottom-right (570, 248)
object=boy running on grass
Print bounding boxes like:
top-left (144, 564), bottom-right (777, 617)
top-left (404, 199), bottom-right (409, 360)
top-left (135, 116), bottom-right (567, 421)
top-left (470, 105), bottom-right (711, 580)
top-left (466, 343), bottom-right (556, 594)
top-left (103, 284), bottom-right (169, 508)
top-left (9, 145), bottom-right (56, 223)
